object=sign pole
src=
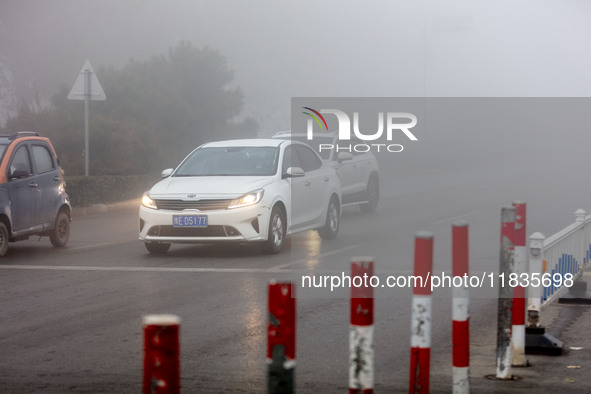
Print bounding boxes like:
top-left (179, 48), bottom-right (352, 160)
top-left (68, 60), bottom-right (106, 177)
top-left (84, 69), bottom-right (90, 176)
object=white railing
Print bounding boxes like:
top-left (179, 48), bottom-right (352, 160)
top-left (534, 209), bottom-right (591, 307)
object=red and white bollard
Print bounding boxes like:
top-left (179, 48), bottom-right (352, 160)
top-left (409, 231), bottom-right (434, 394)
top-left (511, 201), bottom-right (528, 366)
top-left (143, 314), bottom-right (181, 394)
top-left (496, 207), bottom-right (515, 379)
top-left (349, 258), bottom-right (374, 394)
top-left (267, 281), bottom-right (296, 394)
top-left (452, 221), bottom-right (470, 394)
top-left (527, 232), bottom-right (546, 325)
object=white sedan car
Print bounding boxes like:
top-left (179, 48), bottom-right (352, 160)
top-left (139, 139), bottom-right (341, 254)
top-left (273, 131), bottom-right (380, 212)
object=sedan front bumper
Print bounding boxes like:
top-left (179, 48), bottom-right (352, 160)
top-left (138, 203), bottom-right (271, 244)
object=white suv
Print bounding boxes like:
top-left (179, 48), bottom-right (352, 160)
top-left (139, 139), bottom-right (341, 254)
top-left (273, 131), bottom-right (379, 212)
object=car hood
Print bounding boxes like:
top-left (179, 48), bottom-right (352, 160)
top-left (148, 176), bottom-right (274, 199)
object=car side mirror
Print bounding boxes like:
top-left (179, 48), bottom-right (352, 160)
top-left (9, 168), bottom-right (30, 180)
top-left (161, 168), bottom-right (174, 178)
top-left (337, 152), bottom-right (353, 162)
top-left (284, 166), bottom-right (305, 179)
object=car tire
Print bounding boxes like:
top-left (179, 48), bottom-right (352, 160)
top-left (0, 222), bottom-right (8, 257)
top-left (50, 211), bottom-right (70, 247)
top-left (318, 196), bottom-right (340, 240)
top-left (145, 242), bottom-right (171, 254)
top-left (360, 175), bottom-right (379, 213)
top-left (261, 205), bottom-right (286, 254)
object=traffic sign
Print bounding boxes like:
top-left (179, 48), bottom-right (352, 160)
top-left (67, 60), bottom-right (106, 176)
top-left (68, 60), bottom-right (106, 101)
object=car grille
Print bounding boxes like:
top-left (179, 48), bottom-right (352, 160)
top-left (155, 225), bottom-right (229, 237)
top-left (154, 199), bottom-right (232, 211)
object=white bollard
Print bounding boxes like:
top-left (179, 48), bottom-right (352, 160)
top-left (496, 207), bottom-right (515, 380)
top-left (527, 232), bottom-right (545, 328)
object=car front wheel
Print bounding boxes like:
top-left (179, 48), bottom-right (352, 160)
top-left (261, 206), bottom-right (286, 254)
top-left (50, 211), bottom-right (70, 247)
top-left (318, 196), bottom-right (339, 240)
top-left (0, 222), bottom-right (8, 257)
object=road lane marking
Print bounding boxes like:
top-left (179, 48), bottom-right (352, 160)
top-left (270, 244), bottom-right (360, 269)
top-left (0, 264), bottom-right (297, 274)
top-left (63, 238), bottom-right (138, 252)
top-left (428, 211), bottom-right (481, 226)
top-left (0, 245), bottom-right (361, 274)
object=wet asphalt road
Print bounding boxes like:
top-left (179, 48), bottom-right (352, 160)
top-left (1, 160), bottom-right (591, 393)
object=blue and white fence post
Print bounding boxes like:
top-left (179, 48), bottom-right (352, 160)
top-left (558, 209), bottom-right (591, 303)
top-left (524, 231), bottom-right (563, 355)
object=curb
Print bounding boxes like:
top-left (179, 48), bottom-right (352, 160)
top-left (71, 199), bottom-right (140, 218)
top-left (464, 271), bottom-right (591, 392)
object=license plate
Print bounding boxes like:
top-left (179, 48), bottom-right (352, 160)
top-left (172, 215), bottom-right (208, 228)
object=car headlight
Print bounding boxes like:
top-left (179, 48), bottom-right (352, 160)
top-left (141, 193), bottom-right (157, 209)
top-left (228, 189), bottom-right (264, 209)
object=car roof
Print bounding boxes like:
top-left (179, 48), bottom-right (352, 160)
top-left (0, 131), bottom-right (42, 142)
top-left (200, 138), bottom-right (286, 148)
top-left (273, 130), bottom-right (338, 138)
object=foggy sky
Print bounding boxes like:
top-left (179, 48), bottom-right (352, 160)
top-left (2, 1), bottom-right (591, 131)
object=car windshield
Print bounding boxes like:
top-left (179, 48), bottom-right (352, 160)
top-left (278, 135), bottom-right (334, 160)
top-left (0, 144), bottom-right (7, 163)
top-left (174, 146), bottom-right (279, 176)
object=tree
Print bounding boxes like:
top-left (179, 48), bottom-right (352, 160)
top-left (3, 42), bottom-right (258, 175)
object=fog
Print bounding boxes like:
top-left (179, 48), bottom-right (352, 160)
top-left (2, 1), bottom-right (591, 132)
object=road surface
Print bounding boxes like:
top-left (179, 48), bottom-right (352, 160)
top-left (1, 161), bottom-right (590, 393)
